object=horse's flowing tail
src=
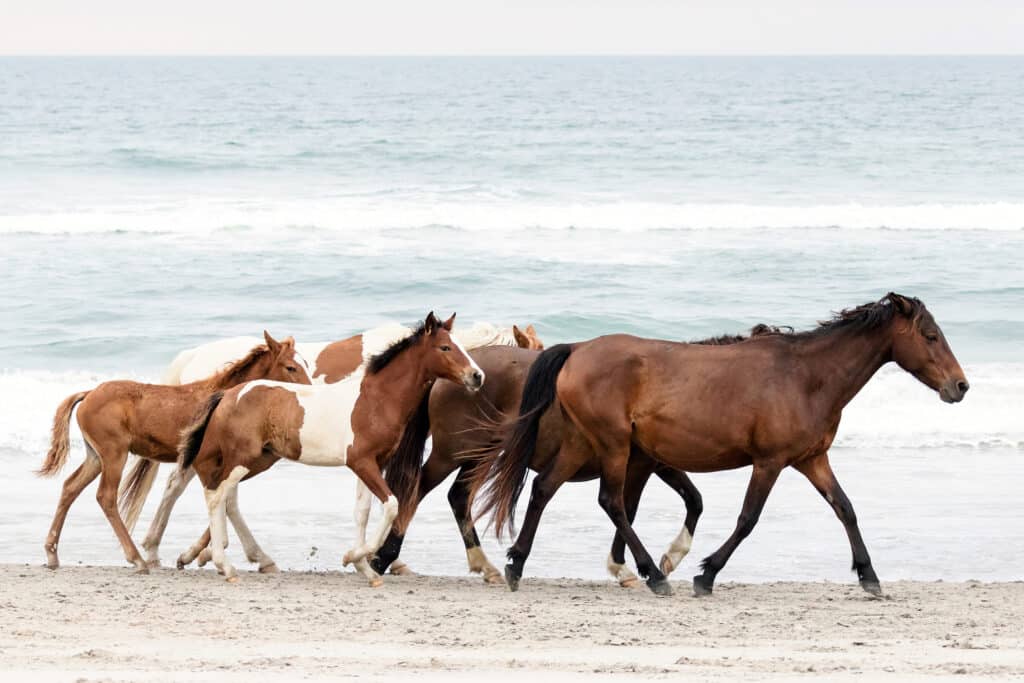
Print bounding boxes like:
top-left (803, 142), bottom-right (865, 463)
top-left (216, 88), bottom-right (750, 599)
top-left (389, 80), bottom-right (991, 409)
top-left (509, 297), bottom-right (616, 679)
top-left (385, 392), bottom-right (432, 534)
top-left (178, 392), bottom-right (224, 470)
top-left (38, 390), bottom-right (90, 477)
top-left (118, 458), bottom-right (160, 533)
top-left (471, 343), bottom-right (574, 537)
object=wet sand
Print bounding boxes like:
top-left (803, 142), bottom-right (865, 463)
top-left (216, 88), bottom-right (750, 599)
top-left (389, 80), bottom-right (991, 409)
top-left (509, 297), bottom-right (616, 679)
top-left (1, 565), bottom-right (1022, 681)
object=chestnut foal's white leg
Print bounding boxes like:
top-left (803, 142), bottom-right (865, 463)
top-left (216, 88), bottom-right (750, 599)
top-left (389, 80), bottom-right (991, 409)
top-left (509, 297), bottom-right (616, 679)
top-left (203, 466), bottom-right (248, 582)
top-left (140, 465), bottom-right (196, 567)
top-left (342, 465), bottom-right (399, 586)
top-left (225, 486), bottom-right (278, 573)
top-left (343, 479), bottom-right (385, 586)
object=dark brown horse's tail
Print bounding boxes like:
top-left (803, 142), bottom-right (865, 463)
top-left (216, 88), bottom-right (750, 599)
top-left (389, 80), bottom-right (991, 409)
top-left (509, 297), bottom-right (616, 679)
top-left (385, 392), bottom-right (432, 534)
top-left (472, 343), bottom-right (574, 538)
top-left (178, 391), bottom-right (223, 470)
top-left (118, 458), bottom-right (159, 533)
top-left (37, 390), bottom-right (90, 477)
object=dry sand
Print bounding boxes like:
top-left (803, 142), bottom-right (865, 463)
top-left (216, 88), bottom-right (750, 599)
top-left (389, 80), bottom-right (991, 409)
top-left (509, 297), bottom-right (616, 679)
top-left (1, 564), bottom-right (1021, 681)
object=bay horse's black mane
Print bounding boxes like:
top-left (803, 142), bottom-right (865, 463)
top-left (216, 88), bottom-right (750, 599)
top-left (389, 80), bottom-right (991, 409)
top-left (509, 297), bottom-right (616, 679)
top-left (692, 294), bottom-right (923, 346)
top-left (366, 322), bottom-right (429, 375)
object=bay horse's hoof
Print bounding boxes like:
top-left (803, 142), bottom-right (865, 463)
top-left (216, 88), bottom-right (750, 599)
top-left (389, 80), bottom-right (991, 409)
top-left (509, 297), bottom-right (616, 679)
top-left (692, 575), bottom-right (714, 597)
top-left (504, 566), bottom-right (521, 592)
top-left (647, 577), bottom-right (673, 596)
top-left (258, 563), bottom-right (279, 574)
top-left (861, 580), bottom-right (883, 597)
top-left (659, 554), bottom-right (677, 576)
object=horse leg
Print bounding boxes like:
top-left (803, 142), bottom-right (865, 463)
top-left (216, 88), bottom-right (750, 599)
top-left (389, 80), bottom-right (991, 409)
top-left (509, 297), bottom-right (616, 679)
top-left (693, 462), bottom-right (781, 597)
top-left (504, 434), bottom-right (591, 592)
top-left (225, 485), bottom-right (277, 573)
top-left (344, 457), bottom-right (401, 587)
top-left (607, 458), bottom-right (653, 588)
top-left (140, 465), bottom-right (196, 567)
top-left (344, 478), bottom-right (383, 586)
top-left (449, 467), bottom-right (502, 584)
top-left (93, 445), bottom-right (148, 573)
top-left (794, 453), bottom-right (881, 596)
top-left (202, 466), bottom-right (248, 582)
top-left (595, 453), bottom-right (671, 596)
top-left (43, 443), bottom-right (102, 569)
top-left (656, 468), bottom-right (704, 576)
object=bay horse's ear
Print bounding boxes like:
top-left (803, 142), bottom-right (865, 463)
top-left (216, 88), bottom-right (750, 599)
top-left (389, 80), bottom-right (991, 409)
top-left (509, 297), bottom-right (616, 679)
top-left (513, 325), bottom-right (529, 347)
top-left (888, 293), bottom-right (913, 316)
top-left (442, 313), bottom-right (456, 331)
top-left (424, 311), bottom-right (439, 334)
top-left (263, 330), bottom-right (282, 354)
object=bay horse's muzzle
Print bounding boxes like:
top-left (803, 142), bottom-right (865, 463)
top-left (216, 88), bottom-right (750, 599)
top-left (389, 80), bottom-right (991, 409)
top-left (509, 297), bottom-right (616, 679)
top-left (940, 377), bottom-right (970, 403)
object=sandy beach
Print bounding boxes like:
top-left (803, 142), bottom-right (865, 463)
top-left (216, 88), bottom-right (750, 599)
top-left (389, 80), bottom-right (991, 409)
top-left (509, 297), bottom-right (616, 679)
top-left (1, 565), bottom-right (1021, 681)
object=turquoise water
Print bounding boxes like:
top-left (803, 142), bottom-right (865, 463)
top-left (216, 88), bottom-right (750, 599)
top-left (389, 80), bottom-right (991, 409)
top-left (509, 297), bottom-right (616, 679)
top-left (1, 57), bottom-right (1022, 582)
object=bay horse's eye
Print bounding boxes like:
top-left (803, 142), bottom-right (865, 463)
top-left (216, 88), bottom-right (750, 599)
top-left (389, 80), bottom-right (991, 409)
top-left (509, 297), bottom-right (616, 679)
top-left (440, 345), bottom-right (451, 352)
top-left (286, 366), bottom-right (298, 372)
top-left (924, 333), bottom-right (938, 343)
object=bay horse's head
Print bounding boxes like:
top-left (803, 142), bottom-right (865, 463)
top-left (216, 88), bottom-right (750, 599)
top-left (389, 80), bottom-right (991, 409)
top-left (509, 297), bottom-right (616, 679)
top-left (255, 330), bottom-right (314, 385)
top-left (887, 294), bottom-right (969, 403)
top-left (413, 312), bottom-right (485, 391)
top-left (512, 324), bottom-right (545, 350)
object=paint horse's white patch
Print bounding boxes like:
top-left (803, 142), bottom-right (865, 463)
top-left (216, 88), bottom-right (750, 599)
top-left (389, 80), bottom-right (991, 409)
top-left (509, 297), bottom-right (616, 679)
top-left (361, 322), bottom-right (415, 363)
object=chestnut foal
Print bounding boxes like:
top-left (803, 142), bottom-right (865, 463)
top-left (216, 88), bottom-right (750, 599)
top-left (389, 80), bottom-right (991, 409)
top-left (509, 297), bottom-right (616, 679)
top-left (37, 332), bottom-right (311, 572)
top-left (475, 294), bottom-right (969, 596)
top-left (177, 313), bottom-right (484, 583)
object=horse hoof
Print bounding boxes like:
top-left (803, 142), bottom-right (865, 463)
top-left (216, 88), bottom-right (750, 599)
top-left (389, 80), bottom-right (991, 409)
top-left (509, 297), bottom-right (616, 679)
top-left (647, 577), bottom-right (673, 596)
top-left (861, 580), bottom-right (883, 597)
top-left (504, 566), bottom-right (521, 592)
top-left (225, 575), bottom-right (240, 584)
top-left (146, 558), bottom-right (161, 569)
top-left (619, 576), bottom-right (640, 589)
top-left (692, 575), bottom-right (713, 597)
top-left (259, 563), bottom-right (279, 574)
top-left (134, 565), bottom-right (150, 575)
top-left (341, 553), bottom-right (354, 567)
top-left (176, 558), bottom-right (187, 570)
top-left (659, 554), bottom-right (676, 576)
top-left (368, 577), bottom-right (384, 588)
top-left (389, 562), bottom-right (414, 576)
top-left (484, 571), bottom-right (506, 586)
top-left (45, 560), bottom-right (59, 570)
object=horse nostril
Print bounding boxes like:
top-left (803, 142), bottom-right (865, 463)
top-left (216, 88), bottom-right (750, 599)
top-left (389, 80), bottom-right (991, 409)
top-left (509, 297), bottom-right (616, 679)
top-left (956, 380), bottom-right (970, 395)
top-left (473, 371), bottom-right (483, 384)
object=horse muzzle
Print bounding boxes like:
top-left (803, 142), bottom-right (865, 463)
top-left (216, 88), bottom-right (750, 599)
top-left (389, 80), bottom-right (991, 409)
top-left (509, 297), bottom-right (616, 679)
top-left (939, 377), bottom-right (969, 404)
top-left (463, 369), bottom-right (485, 392)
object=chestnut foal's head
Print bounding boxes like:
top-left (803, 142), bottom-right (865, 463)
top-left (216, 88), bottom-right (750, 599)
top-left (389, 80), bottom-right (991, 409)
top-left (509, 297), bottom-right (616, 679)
top-left (888, 294), bottom-right (969, 403)
top-left (256, 330), bottom-right (314, 385)
top-left (512, 324), bottom-right (545, 350)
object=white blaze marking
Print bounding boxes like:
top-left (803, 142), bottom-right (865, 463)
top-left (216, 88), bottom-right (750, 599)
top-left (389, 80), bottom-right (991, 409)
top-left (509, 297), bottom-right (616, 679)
top-left (450, 334), bottom-right (485, 383)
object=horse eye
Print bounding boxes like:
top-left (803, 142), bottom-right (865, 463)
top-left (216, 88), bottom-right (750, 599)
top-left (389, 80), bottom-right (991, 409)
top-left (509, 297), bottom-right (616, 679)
top-left (287, 366), bottom-right (297, 372)
top-left (925, 333), bottom-right (938, 343)
top-left (440, 345), bottom-right (451, 352)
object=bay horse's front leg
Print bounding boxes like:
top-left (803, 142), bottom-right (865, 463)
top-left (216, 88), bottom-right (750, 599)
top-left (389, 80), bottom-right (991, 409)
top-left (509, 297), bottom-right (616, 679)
top-left (794, 453), bottom-right (881, 596)
top-left (656, 468), bottom-right (703, 576)
top-left (693, 461), bottom-right (781, 597)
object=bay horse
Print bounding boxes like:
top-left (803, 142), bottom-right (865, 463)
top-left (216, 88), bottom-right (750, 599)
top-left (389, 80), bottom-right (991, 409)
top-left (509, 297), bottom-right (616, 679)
top-left (176, 312), bottom-right (484, 583)
top-left (36, 332), bottom-right (312, 573)
top-left (473, 294), bottom-right (969, 596)
top-left (131, 321), bottom-right (541, 568)
top-left (369, 345), bottom-right (705, 587)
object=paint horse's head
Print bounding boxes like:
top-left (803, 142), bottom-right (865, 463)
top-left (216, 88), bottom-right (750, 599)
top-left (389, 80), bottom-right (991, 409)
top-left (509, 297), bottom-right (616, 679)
top-left (512, 324), bottom-right (545, 350)
top-left (887, 294), bottom-right (969, 404)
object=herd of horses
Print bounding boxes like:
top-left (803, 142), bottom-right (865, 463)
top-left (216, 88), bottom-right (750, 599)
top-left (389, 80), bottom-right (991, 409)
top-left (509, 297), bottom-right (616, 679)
top-left (39, 293), bottom-right (969, 597)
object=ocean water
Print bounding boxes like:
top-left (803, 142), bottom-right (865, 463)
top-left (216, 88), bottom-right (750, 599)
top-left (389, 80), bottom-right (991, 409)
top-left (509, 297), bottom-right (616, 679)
top-left (1, 57), bottom-right (1022, 584)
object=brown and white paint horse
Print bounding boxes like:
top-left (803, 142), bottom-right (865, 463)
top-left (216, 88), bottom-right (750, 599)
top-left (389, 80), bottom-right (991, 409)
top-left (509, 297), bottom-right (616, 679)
top-left (130, 322), bottom-right (541, 569)
top-left (176, 313), bottom-right (484, 583)
top-left (37, 332), bottom-right (311, 573)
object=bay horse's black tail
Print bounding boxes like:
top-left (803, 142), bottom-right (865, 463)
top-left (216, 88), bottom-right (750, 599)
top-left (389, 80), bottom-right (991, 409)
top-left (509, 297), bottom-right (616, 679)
top-left (178, 391), bottom-right (223, 470)
top-left (471, 343), bottom-right (573, 538)
top-left (385, 392), bottom-right (432, 534)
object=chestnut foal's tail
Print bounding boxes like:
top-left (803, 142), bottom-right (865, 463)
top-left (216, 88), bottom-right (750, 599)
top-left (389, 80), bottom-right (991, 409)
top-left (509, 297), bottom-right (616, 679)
top-left (178, 392), bottom-right (224, 470)
top-left (118, 458), bottom-right (160, 533)
top-left (471, 343), bottom-right (573, 537)
top-left (37, 390), bottom-right (90, 477)
top-left (384, 393), bottom-right (432, 534)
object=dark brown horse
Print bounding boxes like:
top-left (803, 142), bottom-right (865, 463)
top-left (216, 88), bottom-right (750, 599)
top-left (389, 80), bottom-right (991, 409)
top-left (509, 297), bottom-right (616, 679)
top-left (474, 294), bottom-right (969, 596)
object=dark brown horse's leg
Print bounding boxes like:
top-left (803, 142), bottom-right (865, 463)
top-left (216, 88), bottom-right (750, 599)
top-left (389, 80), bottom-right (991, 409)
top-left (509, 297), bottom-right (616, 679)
top-left (794, 453), bottom-right (881, 596)
top-left (449, 468), bottom-right (503, 582)
top-left (607, 458), bottom-right (654, 587)
top-left (596, 457), bottom-right (672, 596)
top-left (655, 468), bottom-right (704, 575)
top-left (693, 462), bottom-right (781, 597)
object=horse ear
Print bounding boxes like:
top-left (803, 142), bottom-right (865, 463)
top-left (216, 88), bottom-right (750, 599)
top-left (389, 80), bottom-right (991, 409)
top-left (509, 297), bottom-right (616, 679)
top-left (513, 325), bottom-right (529, 347)
top-left (282, 336), bottom-right (295, 348)
top-left (424, 311), bottom-right (439, 334)
top-left (888, 293), bottom-right (913, 316)
top-left (263, 330), bottom-right (282, 353)
top-left (442, 313), bottom-right (456, 331)
top-left (526, 324), bottom-right (536, 334)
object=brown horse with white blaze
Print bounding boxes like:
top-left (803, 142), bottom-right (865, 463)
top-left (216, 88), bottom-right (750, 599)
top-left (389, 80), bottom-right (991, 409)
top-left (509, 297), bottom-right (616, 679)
top-left (177, 312), bottom-right (484, 583)
top-left (474, 294), bottom-right (969, 596)
top-left (37, 332), bottom-right (312, 572)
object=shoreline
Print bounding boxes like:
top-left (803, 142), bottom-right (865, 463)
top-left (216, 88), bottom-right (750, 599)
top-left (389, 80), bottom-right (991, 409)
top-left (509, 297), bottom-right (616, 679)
top-left (1, 565), bottom-right (1022, 680)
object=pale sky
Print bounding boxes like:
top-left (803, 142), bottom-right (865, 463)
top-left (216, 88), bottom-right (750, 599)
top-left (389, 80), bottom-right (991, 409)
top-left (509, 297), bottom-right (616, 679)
top-left (2, 0), bottom-right (1022, 56)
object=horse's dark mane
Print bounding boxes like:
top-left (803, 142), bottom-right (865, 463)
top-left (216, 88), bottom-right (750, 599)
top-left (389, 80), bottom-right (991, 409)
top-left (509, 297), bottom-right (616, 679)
top-left (366, 322), bottom-right (429, 375)
top-left (691, 294), bottom-right (923, 346)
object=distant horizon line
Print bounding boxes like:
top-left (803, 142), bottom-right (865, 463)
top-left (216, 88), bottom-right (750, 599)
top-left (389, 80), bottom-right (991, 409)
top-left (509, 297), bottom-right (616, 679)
top-left (1, 53), bottom-right (1022, 58)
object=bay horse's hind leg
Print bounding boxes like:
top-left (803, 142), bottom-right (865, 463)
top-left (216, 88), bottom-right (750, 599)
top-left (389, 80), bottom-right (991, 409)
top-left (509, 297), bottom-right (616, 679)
top-left (449, 468), bottom-right (502, 584)
top-left (92, 444), bottom-right (148, 573)
top-left (794, 453), bottom-right (881, 596)
top-left (693, 461), bottom-right (782, 597)
top-left (656, 468), bottom-right (703, 576)
top-left (141, 465), bottom-right (196, 568)
top-left (607, 456), bottom-right (654, 588)
top-left (43, 443), bottom-right (102, 569)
